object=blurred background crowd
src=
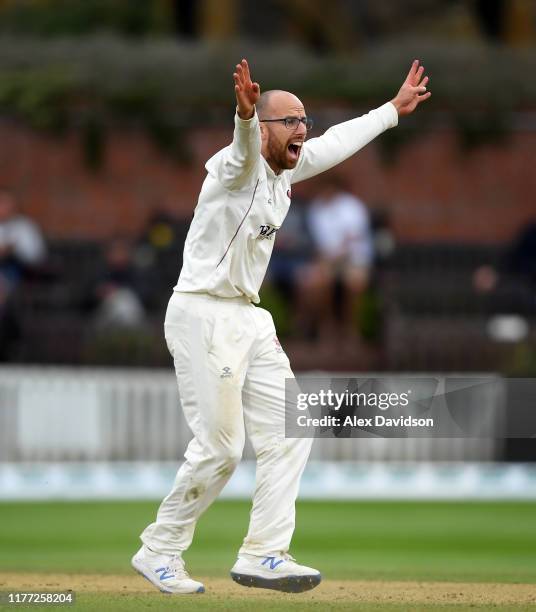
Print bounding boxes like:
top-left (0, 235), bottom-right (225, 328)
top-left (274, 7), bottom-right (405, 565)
top-left (0, 0), bottom-right (535, 374)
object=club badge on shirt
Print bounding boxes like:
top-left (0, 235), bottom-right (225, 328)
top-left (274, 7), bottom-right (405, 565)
top-left (257, 224), bottom-right (279, 240)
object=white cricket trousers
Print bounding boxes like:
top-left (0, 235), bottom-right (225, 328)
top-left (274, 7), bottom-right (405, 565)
top-left (140, 291), bottom-right (313, 557)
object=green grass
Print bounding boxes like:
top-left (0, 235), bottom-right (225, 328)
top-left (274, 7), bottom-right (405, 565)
top-left (0, 500), bottom-right (535, 584)
top-left (65, 597), bottom-right (536, 612)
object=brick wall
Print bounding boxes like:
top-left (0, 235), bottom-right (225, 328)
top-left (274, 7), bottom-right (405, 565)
top-left (1, 118), bottom-right (534, 243)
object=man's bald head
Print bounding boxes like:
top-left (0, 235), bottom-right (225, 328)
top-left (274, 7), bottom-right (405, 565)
top-left (256, 90), bottom-right (303, 119)
top-left (255, 90), bottom-right (277, 118)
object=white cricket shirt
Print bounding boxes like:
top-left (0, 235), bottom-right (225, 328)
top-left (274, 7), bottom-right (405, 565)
top-left (175, 102), bottom-right (398, 303)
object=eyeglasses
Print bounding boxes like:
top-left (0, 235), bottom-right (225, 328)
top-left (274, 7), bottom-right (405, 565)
top-left (260, 116), bottom-right (313, 131)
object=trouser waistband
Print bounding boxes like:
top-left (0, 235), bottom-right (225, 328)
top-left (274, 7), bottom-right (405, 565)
top-left (173, 290), bottom-right (252, 305)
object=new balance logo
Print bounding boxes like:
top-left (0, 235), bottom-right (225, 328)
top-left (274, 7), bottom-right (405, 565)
top-left (258, 224), bottom-right (279, 240)
top-left (155, 567), bottom-right (174, 581)
top-left (261, 556), bottom-right (285, 570)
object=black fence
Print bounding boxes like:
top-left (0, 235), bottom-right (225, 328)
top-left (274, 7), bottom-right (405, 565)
top-left (2, 240), bottom-right (535, 371)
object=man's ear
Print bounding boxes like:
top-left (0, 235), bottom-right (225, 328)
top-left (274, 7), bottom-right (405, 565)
top-left (259, 123), bottom-right (268, 143)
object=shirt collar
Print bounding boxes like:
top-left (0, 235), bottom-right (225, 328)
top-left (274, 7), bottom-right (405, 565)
top-left (262, 156), bottom-right (280, 180)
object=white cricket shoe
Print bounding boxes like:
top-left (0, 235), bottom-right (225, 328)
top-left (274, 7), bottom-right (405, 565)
top-left (230, 552), bottom-right (321, 593)
top-left (131, 545), bottom-right (205, 594)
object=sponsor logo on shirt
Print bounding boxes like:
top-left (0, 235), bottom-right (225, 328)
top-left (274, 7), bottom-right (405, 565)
top-left (257, 224), bottom-right (279, 240)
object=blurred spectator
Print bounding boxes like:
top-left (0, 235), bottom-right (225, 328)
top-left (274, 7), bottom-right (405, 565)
top-left (138, 210), bottom-right (182, 257)
top-left (135, 210), bottom-right (189, 310)
top-left (88, 237), bottom-right (147, 330)
top-left (473, 220), bottom-right (536, 346)
top-left (473, 220), bottom-right (536, 294)
top-left (0, 190), bottom-right (46, 360)
top-left (302, 176), bottom-right (374, 341)
top-left (0, 190), bottom-right (46, 288)
top-left (370, 208), bottom-right (396, 264)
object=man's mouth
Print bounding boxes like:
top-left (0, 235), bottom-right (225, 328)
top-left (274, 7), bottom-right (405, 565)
top-left (287, 142), bottom-right (302, 162)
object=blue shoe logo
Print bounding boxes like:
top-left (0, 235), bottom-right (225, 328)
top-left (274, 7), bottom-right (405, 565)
top-left (261, 557), bottom-right (285, 570)
top-left (155, 567), bottom-right (174, 581)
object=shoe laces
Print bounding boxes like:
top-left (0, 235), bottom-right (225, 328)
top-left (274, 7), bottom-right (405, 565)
top-left (280, 552), bottom-right (296, 563)
top-left (165, 554), bottom-right (190, 580)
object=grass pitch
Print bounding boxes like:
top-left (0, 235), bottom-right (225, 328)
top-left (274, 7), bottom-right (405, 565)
top-left (0, 500), bottom-right (535, 610)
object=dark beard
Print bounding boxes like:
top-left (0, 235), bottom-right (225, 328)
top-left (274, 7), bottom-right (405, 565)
top-left (266, 137), bottom-right (294, 171)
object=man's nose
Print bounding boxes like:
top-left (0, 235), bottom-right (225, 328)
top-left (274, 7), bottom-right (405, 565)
top-left (295, 120), bottom-right (307, 136)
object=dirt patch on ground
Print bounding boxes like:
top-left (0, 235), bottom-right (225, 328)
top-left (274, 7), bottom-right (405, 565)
top-left (1, 572), bottom-right (535, 606)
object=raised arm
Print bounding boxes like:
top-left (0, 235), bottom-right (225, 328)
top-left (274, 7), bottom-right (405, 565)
top-left (291, 60), bottom-right (430, 184)
top-left (234, 58), bottom-right (260, 120)
top-left (390, 59), bottom-right (431, 116)
top-left (207, 59), bottom-right (262, 190)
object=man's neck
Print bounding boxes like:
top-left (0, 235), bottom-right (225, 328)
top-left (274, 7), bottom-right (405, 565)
top-left (263, 156), bottom-right (281, 176)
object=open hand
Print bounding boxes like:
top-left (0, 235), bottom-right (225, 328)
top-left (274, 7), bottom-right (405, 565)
top-left (391, 60), bottom-right (431, 116)
top-left (233, 59), bottom-right (260, 120)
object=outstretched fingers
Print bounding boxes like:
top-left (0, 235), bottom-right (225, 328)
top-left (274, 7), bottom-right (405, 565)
top-left (409, 74), bottom-right (429, 98)
top-left (233, 58), bottom-right (259, 118)
top-left (234, 64), bottom-right (244, 88)
top-left (406, 59), bottom-right (419, 82)
top-left (237, 60), bottom-right (251, 88)
top-left (234, 59), bottom-right (255, 92)
top-left (395, 60), bottom-right (431, 114)
top-left (406, 60), bottom-right (429, 87)
top-left (416, 75), bottom-right (429, 96)
top-left (240, 59), bottom-right (251, 83)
